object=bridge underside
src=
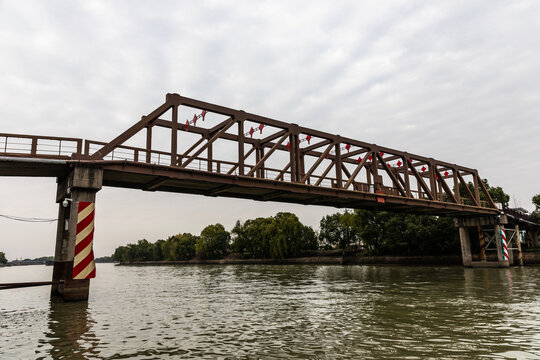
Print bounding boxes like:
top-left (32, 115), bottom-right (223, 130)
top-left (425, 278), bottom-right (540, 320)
top-left (0, 157), bottom-right (498, 217)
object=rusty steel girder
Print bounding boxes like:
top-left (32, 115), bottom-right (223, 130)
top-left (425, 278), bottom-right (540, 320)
top-left (0, 93), bottom-right (499, 216)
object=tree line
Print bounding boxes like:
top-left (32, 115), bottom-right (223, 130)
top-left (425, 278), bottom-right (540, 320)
top-left (112, 210), bottom-right (461, 263)
top-left (112, 183), bottom-right (540, 263)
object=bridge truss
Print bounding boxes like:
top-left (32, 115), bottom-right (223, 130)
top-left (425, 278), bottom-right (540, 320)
top-left (0, 93), bottom-right (498, 216)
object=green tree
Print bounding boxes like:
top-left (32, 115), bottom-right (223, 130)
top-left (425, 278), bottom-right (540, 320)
top-left (131, 239), bottom-right (156, 261)
top-left (0, 251), bottom-right (7, 264)
top-left (532, 194), bottom-right (540, 211)
top-left (319, 211), bottom-right (360, 252)
top-left (232, 217), bottom-right (273, 258)
top-left (169, 233), bottom-right (198, 260)
top-left (488, 186), bottom-right (510, 208)
top-left (232, 213), bottom-right (316, 259)
top-left (271, 212), bottom-right (316, 258)
top-left (153, 239), bottom-right (166, 260)
top-left (112, 245), bottom-right (132, 263)
top-left (353, 210), bottom-right (459, 256)
top-left (196, 224), bottom-right (230, 259)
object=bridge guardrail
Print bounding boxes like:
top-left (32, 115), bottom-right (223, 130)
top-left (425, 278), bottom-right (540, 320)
top-left (0, 133), bottom-right (82, 159)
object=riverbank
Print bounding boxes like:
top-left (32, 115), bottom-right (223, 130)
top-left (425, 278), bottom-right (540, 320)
top-left (119, 252), bottom-right (540, 266)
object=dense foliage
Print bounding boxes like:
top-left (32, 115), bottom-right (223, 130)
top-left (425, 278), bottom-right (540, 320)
top-left (318, 210), bottom-right (459, 255)
top-left (319, 211), bottom-right (359, 252)
top-left (196, 224), bottom-right (230, 259)
top-left (458, 179), bottom-right (510, 208)
top-left (112, 213), bottom-right (317, 263)
top-left (353, 210), bottom-right (459, 256)
top-left (533, 194), bottom-right (540, 212)
top-left (232, 212), bottom-right (317, 259)
top-left (0, 251), bottom-right (7, 264)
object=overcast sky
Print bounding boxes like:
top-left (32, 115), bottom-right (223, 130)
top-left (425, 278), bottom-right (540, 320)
top-left (1, 0), bottom-right (539, 260)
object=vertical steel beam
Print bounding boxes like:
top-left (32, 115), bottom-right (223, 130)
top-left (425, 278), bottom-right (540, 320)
top-left (453, 169), bottom-right (461, 204)
top-left (207, 142), bottom-right (213, 172)
top-left (335, 142), bottom-right (342, 188)
top-left (473, 173), bottom-right (481, 206)
top-left (238, 116), bottom-right (245, 176)
top-left (403, 157), bottom-right (411, 197)
top-left (259, 147), bottom-right (265, 178)
top-left (515, 225), bottom-right (523, 266)
top-left (171, 105), bottom-right (178, 166)
top-left (429, 163), bottom-right (437, 201)
top-left (146, 126), bottom-right (152, 163)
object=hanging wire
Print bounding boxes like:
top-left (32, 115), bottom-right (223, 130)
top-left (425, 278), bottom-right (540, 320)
top-left (0, 214), bottom-right (57, 223)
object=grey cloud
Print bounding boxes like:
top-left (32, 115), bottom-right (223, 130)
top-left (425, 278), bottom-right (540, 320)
top-left (0, 0), bottom-right (539, 259)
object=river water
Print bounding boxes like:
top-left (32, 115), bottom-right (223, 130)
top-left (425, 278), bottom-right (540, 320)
top-left (1, 264), bottom-right (539, 359)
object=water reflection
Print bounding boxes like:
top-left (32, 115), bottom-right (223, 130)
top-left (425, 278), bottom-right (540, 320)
top-left (37, 298), bottom-right (99, 359)
top-left (3, 264), bottom-right (540, 359)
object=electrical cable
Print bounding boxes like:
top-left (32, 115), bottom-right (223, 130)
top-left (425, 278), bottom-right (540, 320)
top-left (0, 214), bottom-right (57, 223)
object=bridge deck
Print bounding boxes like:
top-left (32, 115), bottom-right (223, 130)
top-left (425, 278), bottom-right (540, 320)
top-left (0, 157), bottom-right (498, 217)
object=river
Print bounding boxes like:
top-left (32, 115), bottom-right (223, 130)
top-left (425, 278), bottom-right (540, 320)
top-left (1, 264), bottom-right (539, 359)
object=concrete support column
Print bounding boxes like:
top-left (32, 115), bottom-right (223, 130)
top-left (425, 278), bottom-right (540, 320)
top-left (477, 226), bottom-right (486, 262)
top-left (514, 225), bottom-right (523, 266)
top-left (459, 226), bottom-right (472, 267)
top-left (507, 228), bottom-right (514, 265)
top-left (533, 231), bottom-right (539, 247)
top-left (51, 165), bottom-right (102, 301)
top-left (494, 224), bottom-right (510, 268)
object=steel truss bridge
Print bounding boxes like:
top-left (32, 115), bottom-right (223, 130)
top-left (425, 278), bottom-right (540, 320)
top-left (1, 93), bottom-right (498, 217)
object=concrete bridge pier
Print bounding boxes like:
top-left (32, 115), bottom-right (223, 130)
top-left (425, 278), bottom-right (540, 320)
top-left (51, 165), bottom-right (102, 301)
top-left (455, 215), bottom-right (509, 268)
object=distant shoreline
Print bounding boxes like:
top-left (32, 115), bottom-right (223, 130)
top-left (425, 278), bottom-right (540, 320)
top-left (118, 253), bottom-right (540, 266)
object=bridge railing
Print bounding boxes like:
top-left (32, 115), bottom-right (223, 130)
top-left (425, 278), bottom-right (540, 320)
top-left (0, 133), bottom-right (82, 159)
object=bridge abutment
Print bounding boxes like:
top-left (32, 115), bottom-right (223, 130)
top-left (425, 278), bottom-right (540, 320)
top-left (51, 165), bottom-right (102, 301)
top-left (455, 215), bottom-right (513, 268)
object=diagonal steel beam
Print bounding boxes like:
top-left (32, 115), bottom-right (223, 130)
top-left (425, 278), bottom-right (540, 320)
top-left (344, 151), bottom-right (372, 190)
top-left (209, 117), bottom-right (234, 135)
top-left (377, 152), bottom-right (406, 196)
top-left (260, 129), bottom-right (287, 145)
top-left (246, 132), bottom-right (290, 177)
top-left (181, 118), bottom-right (237, 168)
top-left (177, 136), bottom-right (206, 166)
top-left (457, 172), bottom-right (479, 206)
top-left (301, 139), bottom-right (332, 153)
top-left (301, 143), bottom-right (334, 183)
top-left (274, 162), bottom-right (291, 181)
top-left (91, 100), bottom-right (172, 160)
top-left (407, 159), bottom-right (434, 200)
top-left (433, 167), bottom-right (458, 204)
top-left (477, 173), bottom-right (497, 209)
top-left (227, 146), bottom-right (256, 175)
top-left (314, 160), bottom-right (336, 186)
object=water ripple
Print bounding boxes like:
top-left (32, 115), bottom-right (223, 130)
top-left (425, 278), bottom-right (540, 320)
top-left (2, 264), bottom-right (540, 359)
